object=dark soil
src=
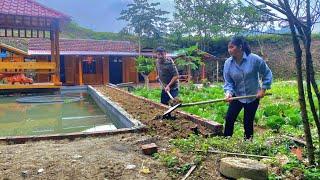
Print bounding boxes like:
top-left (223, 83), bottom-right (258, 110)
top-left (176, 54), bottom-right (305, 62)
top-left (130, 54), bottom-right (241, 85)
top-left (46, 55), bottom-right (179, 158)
top-left (96, 86), bottom-right (212, 139)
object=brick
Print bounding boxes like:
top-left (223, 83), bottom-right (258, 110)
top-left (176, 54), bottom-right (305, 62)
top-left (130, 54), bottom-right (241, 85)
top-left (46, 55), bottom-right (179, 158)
top-left (141, 143), bottom-right (158, 155)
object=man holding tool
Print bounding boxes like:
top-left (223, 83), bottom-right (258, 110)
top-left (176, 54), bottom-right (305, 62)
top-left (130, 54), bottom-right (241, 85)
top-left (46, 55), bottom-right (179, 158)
top-left (155, 46), bottom-right (180, 106)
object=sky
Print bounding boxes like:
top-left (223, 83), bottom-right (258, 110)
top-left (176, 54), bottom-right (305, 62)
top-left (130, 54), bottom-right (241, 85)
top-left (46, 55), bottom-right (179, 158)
top-left (36, 0), bottom-right (319, 33)
top-left (35, 0), bottom-right (175, 32)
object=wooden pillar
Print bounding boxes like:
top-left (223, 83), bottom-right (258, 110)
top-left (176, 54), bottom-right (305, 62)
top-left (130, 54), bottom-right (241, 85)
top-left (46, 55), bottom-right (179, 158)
top-left (50, 30), bottom-right (55, 83)
top-left (122, 57), bottom-right (126, 83)
top-left (78, 58), bottom-right (83, 85)
top-left (102, 56), bottom-right (109, 84)
top-left (54, 23), bottom-right (61, 85)
top-left (187, 64), bottom-right (192, 82)
top-left (135, 57), bottom-right (139, 84)
top-left (216, 60), bottom-right (219, 82)
top-left (201, 64), bottom-right (205, 80)
top-left (136, 71), bottom-right (139, 84)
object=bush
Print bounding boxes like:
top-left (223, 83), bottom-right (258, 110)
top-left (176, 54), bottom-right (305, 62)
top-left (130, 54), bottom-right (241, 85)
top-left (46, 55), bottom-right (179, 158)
top-left (266, 115), bottom-right (286, 131)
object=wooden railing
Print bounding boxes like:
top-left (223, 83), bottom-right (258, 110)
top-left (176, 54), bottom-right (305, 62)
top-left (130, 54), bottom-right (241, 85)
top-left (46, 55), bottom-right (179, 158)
top-left (0, 62), bottom-right (56, 70)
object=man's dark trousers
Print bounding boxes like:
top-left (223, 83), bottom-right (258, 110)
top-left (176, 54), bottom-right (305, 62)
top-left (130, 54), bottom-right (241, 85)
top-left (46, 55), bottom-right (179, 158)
top-left (161, 88), bottom-right (179, 105)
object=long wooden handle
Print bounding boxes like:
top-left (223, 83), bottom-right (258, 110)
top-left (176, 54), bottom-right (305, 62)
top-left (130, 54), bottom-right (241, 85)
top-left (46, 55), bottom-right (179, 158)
top-left (158, 78), bottom-right (175, 100)
top-left (167, 91), bottom-right (175, 100)
top-left (180, 94), bottom-right (269, 107)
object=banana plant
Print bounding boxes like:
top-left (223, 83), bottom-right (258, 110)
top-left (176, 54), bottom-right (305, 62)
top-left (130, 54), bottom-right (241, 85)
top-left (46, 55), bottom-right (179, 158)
top-left (174, 45), bottom-right (205, 83)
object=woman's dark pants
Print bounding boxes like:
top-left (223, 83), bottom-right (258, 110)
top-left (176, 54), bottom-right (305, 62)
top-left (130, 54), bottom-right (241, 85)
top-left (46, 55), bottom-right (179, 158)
top-left (224, 99), bottom-right (259, 139)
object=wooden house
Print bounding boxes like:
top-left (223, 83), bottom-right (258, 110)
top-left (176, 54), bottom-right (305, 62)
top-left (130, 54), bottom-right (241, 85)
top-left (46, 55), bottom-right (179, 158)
top-left (0, 37), bottom-right (160, 86)
top-left (0, 0), bottom-right (70, 90)
top-left (27, 38), bottom-right (142, 85)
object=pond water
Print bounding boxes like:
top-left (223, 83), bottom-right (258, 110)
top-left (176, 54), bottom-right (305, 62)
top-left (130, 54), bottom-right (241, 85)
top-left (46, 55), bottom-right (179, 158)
top-left (0, 92), bottom-right (117, 137)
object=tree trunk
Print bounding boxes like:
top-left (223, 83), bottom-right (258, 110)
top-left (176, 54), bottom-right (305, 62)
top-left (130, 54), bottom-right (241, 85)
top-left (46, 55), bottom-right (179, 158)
top-left (304, 28), bottom-right (320, 147)
top-left (138, 34), bottom-right (141, 55)
top-left (187, 64), bottom-right (192, 83)
top-left (142, 74), bottom-right (149, 89)
top-left (289, 22), bottom-right (315, 165)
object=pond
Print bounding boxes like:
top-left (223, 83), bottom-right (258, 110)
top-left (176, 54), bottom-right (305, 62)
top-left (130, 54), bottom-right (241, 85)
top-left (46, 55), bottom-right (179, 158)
top-left (0, 92), bottom-right (117, 137)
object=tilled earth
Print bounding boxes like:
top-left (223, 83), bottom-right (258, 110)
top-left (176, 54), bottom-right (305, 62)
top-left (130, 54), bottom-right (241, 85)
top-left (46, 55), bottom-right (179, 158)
top-left (0, 86), bottom-right (224, 179)
top-left (97, 86), bottom-right (213, 139)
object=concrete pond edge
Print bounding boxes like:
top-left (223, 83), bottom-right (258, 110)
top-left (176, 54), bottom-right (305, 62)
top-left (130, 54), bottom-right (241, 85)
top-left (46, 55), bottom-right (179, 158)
top-left (0, 85), bottom-right (147, 144)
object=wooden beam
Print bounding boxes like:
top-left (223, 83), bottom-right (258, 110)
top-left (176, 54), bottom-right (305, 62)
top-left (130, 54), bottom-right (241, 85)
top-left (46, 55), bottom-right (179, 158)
top-left (53, 20), bottom-right (60, 85)
top-left (0, 62), bottom-right (56, 70)
top-left (201, 64), bottom-right (205, 80)
top-left (216, 61), bottom-right (219, 82)
top-left (0, 84), bottom-right (60, 90)
top-left (78, 58), bottom-right (83, 85)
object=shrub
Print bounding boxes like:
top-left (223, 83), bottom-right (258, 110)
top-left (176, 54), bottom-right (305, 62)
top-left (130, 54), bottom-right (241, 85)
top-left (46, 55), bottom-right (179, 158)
top-left (266, 115), bottom-right (286, 131)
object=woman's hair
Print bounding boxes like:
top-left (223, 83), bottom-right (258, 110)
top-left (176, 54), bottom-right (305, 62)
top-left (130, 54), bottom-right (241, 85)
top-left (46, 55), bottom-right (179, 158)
top-left (230, 36), bottom-right (251, 55)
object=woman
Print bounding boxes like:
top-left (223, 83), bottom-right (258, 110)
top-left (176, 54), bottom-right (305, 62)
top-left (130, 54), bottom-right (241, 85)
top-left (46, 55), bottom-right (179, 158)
top-left (223, 36), bottom-right (272, 140)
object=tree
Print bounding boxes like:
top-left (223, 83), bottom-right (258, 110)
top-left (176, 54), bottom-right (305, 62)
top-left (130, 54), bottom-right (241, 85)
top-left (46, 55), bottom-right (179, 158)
top-left (136, 56), bottom-right (155, 89)
top-left (172, 0), bottom-right (271, 51)
top-left (246, 0), bottom-right (320, 165)
top-left (118, 0), bottom-right (169, 53)
top-left (173, 0), bottom-right (234, 50)
top-left (175, 45), bottom-right (205, 82)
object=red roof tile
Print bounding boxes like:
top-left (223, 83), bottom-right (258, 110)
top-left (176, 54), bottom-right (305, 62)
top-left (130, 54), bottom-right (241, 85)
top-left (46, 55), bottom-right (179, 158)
top-left (0, 0), bottom-right (69, 19)
top-left (28, 38), bottom-right (137, 53)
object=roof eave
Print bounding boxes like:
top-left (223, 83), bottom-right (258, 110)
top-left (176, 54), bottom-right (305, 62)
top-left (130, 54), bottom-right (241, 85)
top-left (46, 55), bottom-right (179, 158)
top-left (0, 43), bottom-right (29, 56)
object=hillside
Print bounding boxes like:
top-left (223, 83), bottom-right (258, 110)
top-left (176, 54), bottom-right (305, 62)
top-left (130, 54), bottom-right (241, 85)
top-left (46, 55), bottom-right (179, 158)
top-left (61, 22), bottom-right (135, 41)
top-left (251, 39), bottom-right (320, 79)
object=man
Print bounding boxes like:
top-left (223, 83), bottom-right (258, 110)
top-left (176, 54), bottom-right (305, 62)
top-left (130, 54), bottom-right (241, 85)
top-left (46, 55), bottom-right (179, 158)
top-left (155, 46), bottom-right (179, 105)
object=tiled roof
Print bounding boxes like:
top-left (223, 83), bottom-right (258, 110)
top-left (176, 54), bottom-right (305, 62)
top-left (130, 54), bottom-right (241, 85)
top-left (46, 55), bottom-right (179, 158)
top-left (0, 0), bottom-right (69, 19)
top-left (28, 38), bottom-right (137, 53)
top-left (0, 37), bottom-right (29, 52)
top-left (0, 38), bottom-right (179, 57)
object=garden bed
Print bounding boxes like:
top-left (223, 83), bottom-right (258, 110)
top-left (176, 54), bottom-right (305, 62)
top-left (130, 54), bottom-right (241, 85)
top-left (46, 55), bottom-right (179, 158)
top-left (95, 85), bottom-right (223, 138)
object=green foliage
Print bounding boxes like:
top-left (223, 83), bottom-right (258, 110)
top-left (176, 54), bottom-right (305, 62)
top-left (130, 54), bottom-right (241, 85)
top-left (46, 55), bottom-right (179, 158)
top-left (170, 131), bottom-right (292, 157)
top-left (134, 86), bottom-right (160, 102)
top-left (61, 21), bottom-right (135, 41)
top-left (175, 45), bottom-right (204, 71)
top-left (311, 33), bottom-right (320, 40)
top-left (118, 0), bottom-right (169, 38)
top-left (173, 0), bottom-right (271, 37)
top-left (134, 80), bottom-right (320, 178)
top-left (266, 115), bottom-right (286, 131)
top-left (133, 81), bottom-right (310, 136)
top-left (179, 163), bottom-right (192, 174)
top-left (153, 153), bottom-right (179, 168)
top-left (263, 104), bottom-right (291, 117)
top-left (284, 108), bottom-right (302, 127)
top-left (135, 56), bottom-right (155, 75)
top-left (170, 134), bottom-right (201, 152)
top-left (304, 167), bottom-right (320, 180)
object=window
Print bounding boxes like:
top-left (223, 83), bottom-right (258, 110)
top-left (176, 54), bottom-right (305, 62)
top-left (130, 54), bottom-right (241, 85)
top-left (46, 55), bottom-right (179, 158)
top-left (82, 60), bottom-right (96, 74)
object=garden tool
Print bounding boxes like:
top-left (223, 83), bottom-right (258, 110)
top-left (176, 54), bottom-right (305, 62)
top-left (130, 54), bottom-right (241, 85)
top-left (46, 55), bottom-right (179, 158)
top-left (162, 94), bottom-right (271, 118)
top-left (158, 78), bottom-right (181, 106)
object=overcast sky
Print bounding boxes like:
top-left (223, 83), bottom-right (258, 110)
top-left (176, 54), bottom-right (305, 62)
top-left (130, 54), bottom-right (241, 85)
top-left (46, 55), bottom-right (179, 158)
top-left (36, 0), bottom-right (175, 32)
top-left (36, 0), bottom-right (319, 33)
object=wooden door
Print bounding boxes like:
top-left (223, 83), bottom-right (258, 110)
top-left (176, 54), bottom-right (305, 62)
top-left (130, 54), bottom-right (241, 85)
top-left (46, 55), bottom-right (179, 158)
top-left (64, 56), bottom-right (76, 85)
